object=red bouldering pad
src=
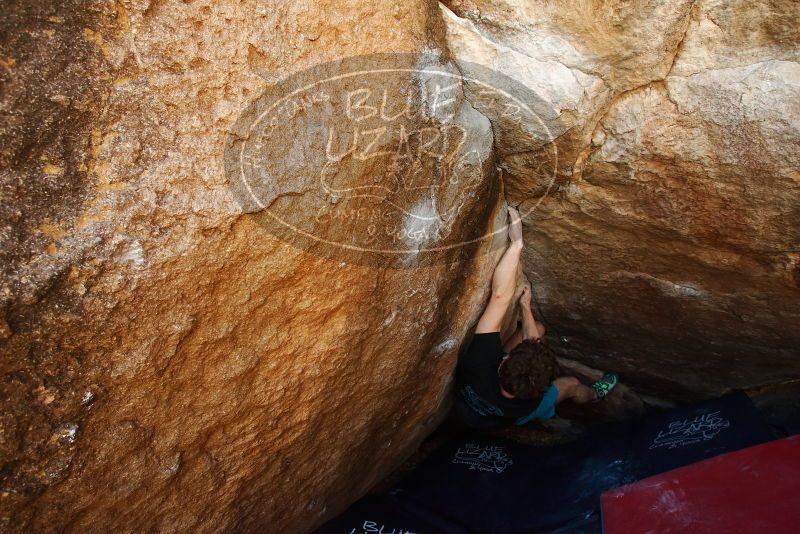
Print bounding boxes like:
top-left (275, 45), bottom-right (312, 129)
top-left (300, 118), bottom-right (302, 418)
top-left (601, 435), bottom-right (800, 534)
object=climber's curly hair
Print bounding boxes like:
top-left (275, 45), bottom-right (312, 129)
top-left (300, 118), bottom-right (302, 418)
top-left (499, 340), bottom-right (558, 400)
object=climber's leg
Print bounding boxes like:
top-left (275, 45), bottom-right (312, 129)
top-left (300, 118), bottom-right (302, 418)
top-left (553, 373), bottom-right (619, 404)
top-left (553, 377), bottom-right (596, 405)
top-left (476, 207), bottom-right (523, 334)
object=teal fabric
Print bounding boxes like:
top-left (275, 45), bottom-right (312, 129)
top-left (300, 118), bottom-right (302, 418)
top-left (514, 384), bottom-right (559, 425)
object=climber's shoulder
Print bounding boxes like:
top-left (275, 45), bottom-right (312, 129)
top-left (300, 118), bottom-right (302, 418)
top-left (457, 331), bottom-right (505, 373)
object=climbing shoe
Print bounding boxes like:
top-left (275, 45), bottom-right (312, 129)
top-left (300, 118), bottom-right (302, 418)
top-left (592, 372), bottom-right (619, 400)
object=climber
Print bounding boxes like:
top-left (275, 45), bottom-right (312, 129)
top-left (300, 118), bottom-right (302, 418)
top-left (453, 206), bottom-right (619, 431)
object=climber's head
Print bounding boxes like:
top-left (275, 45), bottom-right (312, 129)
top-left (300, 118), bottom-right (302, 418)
top-left (498, 339), bottom-right (558, 400)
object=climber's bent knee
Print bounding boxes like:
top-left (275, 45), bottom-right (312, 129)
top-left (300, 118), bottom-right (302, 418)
top-left (553, 376), bottom-right (581, 402)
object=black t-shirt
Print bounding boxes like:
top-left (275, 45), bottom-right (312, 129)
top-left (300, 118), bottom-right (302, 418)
top-left (454, 332), bottom-right (540, 430)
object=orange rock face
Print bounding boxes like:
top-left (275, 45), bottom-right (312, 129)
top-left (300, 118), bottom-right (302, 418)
top-left (1, 0), bottom-right (509, 531)
top-left (2, 0), bottom-right (799, 532)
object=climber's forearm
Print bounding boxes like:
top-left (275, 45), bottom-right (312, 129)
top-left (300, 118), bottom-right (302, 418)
top-left (520, 305), bottom-right (541, 341)
top-left (503, 307), bottom-right (543, 352)
top-left (489, 241), bottom-right (522, 300)
top-left (503, 328), bottom-right (524, 353)
top-left (476, 241), bottom-right (522, 334)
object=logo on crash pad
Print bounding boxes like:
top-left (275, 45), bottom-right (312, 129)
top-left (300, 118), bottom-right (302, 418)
top-left (225, 52), bottom-right (560, 267)
top-left (649, 411), bottom-right (732, 450)
top-left (452, 443), bottom-right (513, 474)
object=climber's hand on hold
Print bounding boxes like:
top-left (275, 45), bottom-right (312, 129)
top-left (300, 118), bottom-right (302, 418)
top-left (519, 281), bottom-right (532, 308)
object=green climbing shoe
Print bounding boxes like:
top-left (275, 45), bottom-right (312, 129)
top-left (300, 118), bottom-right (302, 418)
top-left (592, 372), bottom-right (619, 400)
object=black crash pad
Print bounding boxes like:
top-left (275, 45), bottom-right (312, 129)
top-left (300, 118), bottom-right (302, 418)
top-left (317, 391), bottom-right (773, 533)
top-left (315, 494), bottom-right (468, 534)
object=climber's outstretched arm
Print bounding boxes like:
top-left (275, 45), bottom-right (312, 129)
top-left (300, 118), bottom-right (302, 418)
top-left (476, 207), bottom-right (523, 334)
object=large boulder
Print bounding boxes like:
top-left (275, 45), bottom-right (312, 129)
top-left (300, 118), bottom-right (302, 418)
top-left (1, 1), bottom-right (509, 531)
top-left (442, 0), bottom-right (800, 397)
top-left (2, 0), bottom-right (798, 531)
